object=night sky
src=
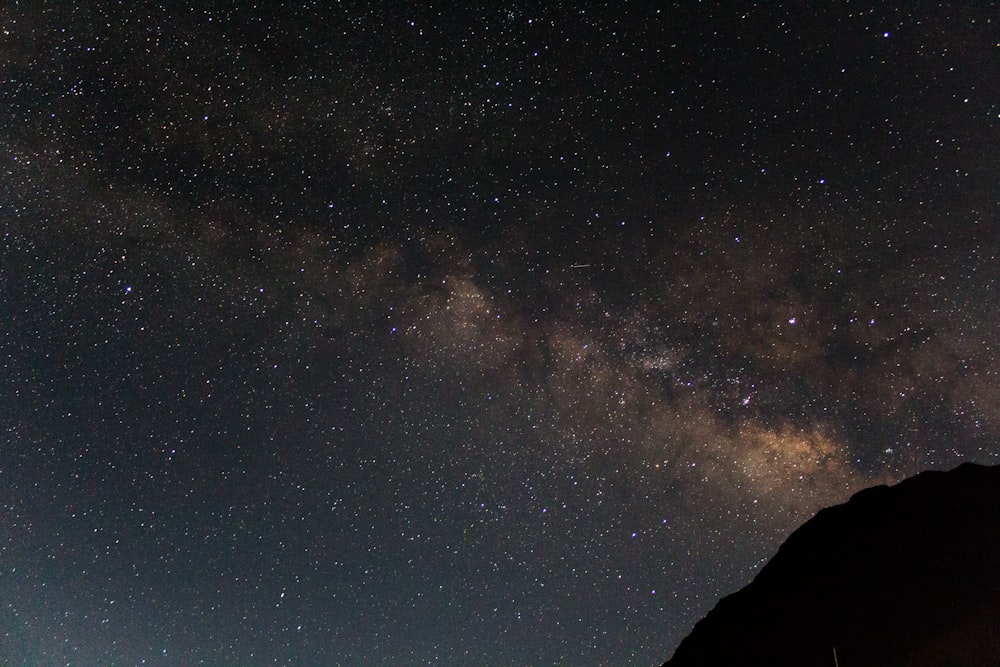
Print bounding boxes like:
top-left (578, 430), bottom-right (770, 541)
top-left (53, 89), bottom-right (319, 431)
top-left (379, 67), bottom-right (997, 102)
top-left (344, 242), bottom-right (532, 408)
top-left (2, 2), bottom-right (998, 665)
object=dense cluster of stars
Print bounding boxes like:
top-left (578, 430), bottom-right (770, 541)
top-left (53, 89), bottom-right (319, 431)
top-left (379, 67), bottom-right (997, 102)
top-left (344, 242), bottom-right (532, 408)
top-left (2, 3), bottom-right (998, 665)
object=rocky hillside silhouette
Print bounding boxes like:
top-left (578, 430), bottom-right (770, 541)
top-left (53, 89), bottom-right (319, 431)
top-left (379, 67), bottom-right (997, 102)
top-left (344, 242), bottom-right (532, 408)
top-left (664, 462), bottom-right (1000, 667)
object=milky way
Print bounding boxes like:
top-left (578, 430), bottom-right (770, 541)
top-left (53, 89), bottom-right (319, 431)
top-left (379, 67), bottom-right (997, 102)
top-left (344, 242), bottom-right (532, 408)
top-left (2, 3), bottom-right (998, 665)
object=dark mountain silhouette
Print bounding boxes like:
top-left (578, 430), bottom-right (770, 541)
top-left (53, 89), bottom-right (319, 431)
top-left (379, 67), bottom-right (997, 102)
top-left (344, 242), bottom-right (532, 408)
top-left (664, 462), bottom-right (1000, 667)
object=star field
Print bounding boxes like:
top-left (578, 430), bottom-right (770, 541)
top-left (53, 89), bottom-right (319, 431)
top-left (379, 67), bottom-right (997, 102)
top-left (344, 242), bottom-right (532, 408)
top-left (2, 3), bottom-right (999, 665)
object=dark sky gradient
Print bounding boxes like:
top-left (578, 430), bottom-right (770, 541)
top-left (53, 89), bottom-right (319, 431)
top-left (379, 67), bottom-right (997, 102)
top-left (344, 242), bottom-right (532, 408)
top-left (2, 3), bottom-right (999, 665)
